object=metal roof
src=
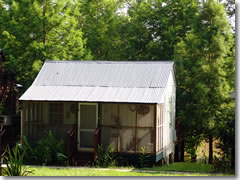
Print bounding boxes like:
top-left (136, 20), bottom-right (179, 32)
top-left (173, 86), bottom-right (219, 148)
top-left (20, 60), bottom-right (174, 103)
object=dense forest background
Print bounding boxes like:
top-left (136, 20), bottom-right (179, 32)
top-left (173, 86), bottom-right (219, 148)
top-left (0, 0), bottom-right (235, 167)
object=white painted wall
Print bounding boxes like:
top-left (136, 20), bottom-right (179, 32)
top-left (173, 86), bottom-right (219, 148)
top-left (162, 69), bottom-right (176, 161)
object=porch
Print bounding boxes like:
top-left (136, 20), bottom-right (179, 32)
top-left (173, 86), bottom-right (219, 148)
top-left (21, 102), bottom-right (164, 165)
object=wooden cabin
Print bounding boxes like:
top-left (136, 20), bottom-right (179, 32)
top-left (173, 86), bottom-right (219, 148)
top-left (20, 60), bottom-right (176, 165)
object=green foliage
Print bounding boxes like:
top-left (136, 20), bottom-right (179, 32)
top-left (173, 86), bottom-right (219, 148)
top-left (3, 145), bottom-right (33, 176)
top-left (137, 146), bottom-right (148, 168)
top-left (21, 131), bottom-right (67, 166)
top-left (20, 136), bottom-right (36, 164)
top-left (33, 131), bottom-right (66, 165)
top-left (144, 162), bottom-right (214, 173)
top-left (215, 104), bottom-right (235, 170)
top-left (96, 144), bottom-right (116, 167)
top-left (174, 0), bottom-right (234, 160)
top-left (0, 0), bottom-right (91, 90)
top-left (213, 157), bottom-right (232, 173)
top-left (80, 0), bottom-right (120, 60)
top-left (118, 0), bottom-right (199, 60)
top-left (27, 166), bottom-right (232, 176)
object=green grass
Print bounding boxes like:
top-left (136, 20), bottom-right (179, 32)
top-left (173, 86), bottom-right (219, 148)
top-left (24, 167), bottom-right (232, 176)
top-left (143, 162), bottom-right (214, 173)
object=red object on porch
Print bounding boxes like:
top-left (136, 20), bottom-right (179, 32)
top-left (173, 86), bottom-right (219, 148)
top-left (67, 124), bottom-right (77, 158)
top-left (94, 127), bottom-right (101, 161)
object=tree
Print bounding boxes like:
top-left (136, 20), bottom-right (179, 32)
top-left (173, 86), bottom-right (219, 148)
top-left (174, 0), bottom-right (234, 163)
top-left (121, 0), bottom-right (199, 60)
top-left (0, 0), bottom-right (91, 90)
top-left (79, 0), bottom-right (121, 60)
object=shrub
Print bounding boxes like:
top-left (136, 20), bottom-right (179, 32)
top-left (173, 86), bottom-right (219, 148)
top-left (136, 146), bottom-right (151, 168)
top-left (21, 131), bottom-right (67, 166)
top-left (96, 144), bottom-right (116, 167)
top-left (213, 157), bottom-right (232, 173)
top-left (20, 136), bottom-right (36, 165)
top-left (3, 145), bottom-right (33, 176)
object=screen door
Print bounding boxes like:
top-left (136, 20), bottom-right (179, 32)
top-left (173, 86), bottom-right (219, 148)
top-left (78, 103), bottom-right (98, 151)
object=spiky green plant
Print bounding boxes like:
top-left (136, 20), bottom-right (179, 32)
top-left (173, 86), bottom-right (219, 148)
top-left (3, 145), bottom-right (33, 176)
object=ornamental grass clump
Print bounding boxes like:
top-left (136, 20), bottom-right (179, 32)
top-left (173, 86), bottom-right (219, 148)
top-left (3, 145), bottom-right (33, 176)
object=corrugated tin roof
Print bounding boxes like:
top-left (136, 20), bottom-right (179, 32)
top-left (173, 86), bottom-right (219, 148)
top-left (20, 60), bottom-right (174, 103)
top-left (19, 86), bottom-right (165, 103)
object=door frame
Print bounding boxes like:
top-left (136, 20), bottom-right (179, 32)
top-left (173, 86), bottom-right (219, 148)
top-left (77, 103), bottom-right (98, 151)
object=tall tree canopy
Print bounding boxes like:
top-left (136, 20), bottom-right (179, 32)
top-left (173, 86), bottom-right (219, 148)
top-left (119, 0), bottom-right (199, 60)
top-left (174, 0), bottom-right (234, 162)
top-left (0, 0), bottom-right (91, 89)
top-left (79, 0), bottom-right (121, 60)
top-left (0, 0), bottom-right (235, 166)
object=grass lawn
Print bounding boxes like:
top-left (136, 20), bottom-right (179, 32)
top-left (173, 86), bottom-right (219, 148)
top-left (26, 166), bottom-right (233, 176)
top-left (142, 162), bottom-right (214, 173)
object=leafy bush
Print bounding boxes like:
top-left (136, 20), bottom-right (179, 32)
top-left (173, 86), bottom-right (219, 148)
top-left (138, 146), bottom-right (146, 168)
top-left (213, 157), bottom-right (232, 173)
top-left (136, 146), bottom-right (151, 168)
top-left (3, 145), bottom-right (33, 176)
top-left (21, 131), bottom-right (67, 166)
top-left (19, 136), bottom-right (36, 164)
top-left (96, 144), bottom-right (116, 167)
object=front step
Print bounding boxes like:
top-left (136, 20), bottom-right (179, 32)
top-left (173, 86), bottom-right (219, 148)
top-left (71, 151), bottom-right (95, 167)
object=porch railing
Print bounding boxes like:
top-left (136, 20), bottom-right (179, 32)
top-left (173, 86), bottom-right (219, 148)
top-left (67, 124), bottom-right (77, 158)
top-left (93, 127), bottom-right (101, 161)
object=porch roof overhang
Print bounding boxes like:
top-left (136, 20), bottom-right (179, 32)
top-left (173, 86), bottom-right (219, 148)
top-left (19, 86), bottom-right (165, 104)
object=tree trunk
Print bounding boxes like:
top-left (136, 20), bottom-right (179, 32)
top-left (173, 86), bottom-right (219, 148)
top-left (174, 144), bottom-right (179, 162)
top-left (208, 135), bottom-right (213, 164)
top-left (180, 140), bottom-right (184, 162)
top-left (191, 155), bottom-right (197, 162)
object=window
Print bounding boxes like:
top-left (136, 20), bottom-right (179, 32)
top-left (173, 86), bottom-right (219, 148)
top-left (49, 103), bottom-right (64, 126)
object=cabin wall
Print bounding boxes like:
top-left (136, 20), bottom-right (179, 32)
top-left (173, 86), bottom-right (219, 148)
top-left (100, 103), bottom-right (155, 154)
top-left (161, 69), bottom-right (176, 160)
top-left (156, 104), bottom-right (164, 153)
top-left (22, 101), bottom-right (77, 152)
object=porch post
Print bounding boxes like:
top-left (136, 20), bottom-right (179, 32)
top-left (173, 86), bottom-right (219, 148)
top-left (154, 104), bottom-right (157, 154)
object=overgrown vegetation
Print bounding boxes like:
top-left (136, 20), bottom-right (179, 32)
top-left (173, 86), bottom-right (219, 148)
top-left (20, 131), bottom-right (67, 166)
top-left (0, 0), bottom-right (235, 169)
top-left (95, 145), bottom-right (153, 168)
top-left (96, 144), bottom-right (116, 167)
top-left (3, 145), bottom-right (33, 176)
top-left (137, 146), bottom-right (150, 168)
top-left (174, 0), bottom-right (235, 165)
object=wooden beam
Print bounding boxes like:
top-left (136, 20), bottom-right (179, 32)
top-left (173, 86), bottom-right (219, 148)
top-left (161, 104), bottom-right (163, 151)
top-left (40, 103), bottom-right (43, 138)
top-left (117, 104), bottom-right (120, 152)
top-left (135, 104), bottom-right (137, 153)
top-left (100, 125), bottom-right (153, 129)
top-left (99, 103), bottom-right (102, 145)
top-left (154, 104), bottom-right (157, 153)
